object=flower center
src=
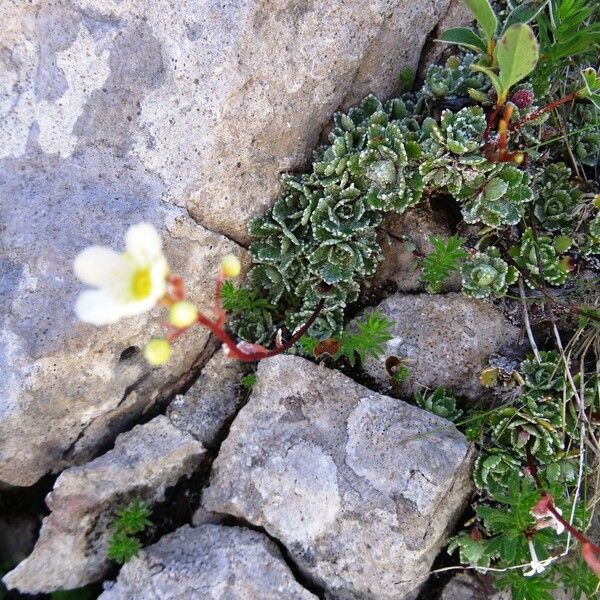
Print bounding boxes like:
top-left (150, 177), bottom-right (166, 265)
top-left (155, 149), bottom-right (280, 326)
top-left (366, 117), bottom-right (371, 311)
top-left (131, 268), bottom-right (152, 300)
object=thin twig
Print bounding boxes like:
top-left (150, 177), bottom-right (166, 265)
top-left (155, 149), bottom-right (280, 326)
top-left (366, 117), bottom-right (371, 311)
top-left (519, 278), bottom-right (541, 363)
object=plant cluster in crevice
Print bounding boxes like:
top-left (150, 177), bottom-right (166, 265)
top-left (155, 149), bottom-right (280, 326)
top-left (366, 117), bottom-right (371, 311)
top-left (225, 0), bottom-right (600, 595)
top-left (233, 8), bottom-right (599, 343)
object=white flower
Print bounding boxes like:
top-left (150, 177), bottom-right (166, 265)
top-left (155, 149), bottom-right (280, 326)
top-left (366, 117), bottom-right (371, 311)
top-left (523, 539), bottom-right (546, 577)
top-left (74, 223), bottom-right (168, 325)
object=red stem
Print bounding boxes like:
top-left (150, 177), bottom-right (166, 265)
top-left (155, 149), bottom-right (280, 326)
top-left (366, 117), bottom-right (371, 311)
top-left (484, 102), bottom-right (503, 147)
top-left (214, 274), bottom-right (226, 328)
top-left (509, 92), bottom-right (578, 132)
top-left (196, 298), bottom-right (325, 362)
top-left (526, 443), bottom-right (600, 555)
top-left (497, 104), bottom-right (514, 161)
top-left (258, 299), bottom-right (325, 357)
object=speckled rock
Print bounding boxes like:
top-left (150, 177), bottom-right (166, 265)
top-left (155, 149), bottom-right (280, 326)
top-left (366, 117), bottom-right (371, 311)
top-left (2, 0), bottom-right (473, 487)
top-left (440, 573), bottom-right (509, 600)
top-left (3, 417), bottom-right (206, 594)
top-left (3, 0), bottom-right (471, 245)
top-left (368, 205), bottom-right (459, 292)
top-left (203, 355), bottom-right (474, 600)
top-left (167, 349), bottom-right (245, 450)
top-left (0, 182), bottom-right (242, 486)
top-left (360, 293), bottom-right (523, 400)
top-left (98, 524), bottom-right (317, 600)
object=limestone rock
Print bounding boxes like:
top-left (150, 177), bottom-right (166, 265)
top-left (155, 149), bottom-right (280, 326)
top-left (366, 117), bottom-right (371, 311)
top-left (3, 0), bottom-right (471, 245)
top-left (203, 355), bottom-right (474, 600)
top-left (98, 524), bottom-right (317, 600)
top-left (441, 573), bottom-right (509, 600)
top-left (3, 417), bottom-right (206, 594)
top-left (360, 293), bottom-right (523, 400)
top-left (418, 0), bottom-right (473, 76)
top-left (0, 181), bottom-right (243, 487)
top-left (369, 205), bottom-right (459, 292)
top-left (167, 349), bottom-right (245, 450)
top-left (1, 0), bottom-right (469, 487)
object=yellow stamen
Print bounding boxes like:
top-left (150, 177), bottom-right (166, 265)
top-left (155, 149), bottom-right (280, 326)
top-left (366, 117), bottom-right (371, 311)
top-left (131, 268), bottom-right (152, 300)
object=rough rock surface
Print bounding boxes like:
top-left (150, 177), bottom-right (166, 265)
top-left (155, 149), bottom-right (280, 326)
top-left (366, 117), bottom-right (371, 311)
top-left (3, 417), bottom-right (206, 594)
top-left (0, 193), bottom-right (238, 486)
top-left (440, 573), bottom-right (509, 600)
top-left (369, 205), bottom-right (459, 292)
top-left (2, 0), bottom-right (472, 488)
top-left (167, 349), bottom-right (245, 450)
top-left (2, 0), bottom-right (468, 245)
top-left (203, 355), bottom-right (474, 600)
top-left (361, 293), bottom-right (523, 400)
top-left (98, 524), bottom-right (317, 600)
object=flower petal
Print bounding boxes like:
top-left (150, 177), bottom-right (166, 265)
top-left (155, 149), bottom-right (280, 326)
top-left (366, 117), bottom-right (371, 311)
top-left (74, 247), bottom-right (131, 287)
top-left (126, 223), bottom-right (163, 263)
top-left (148, 256), bottom-right (169, 300)
top-left (75, 289), bottom-right (127, 325)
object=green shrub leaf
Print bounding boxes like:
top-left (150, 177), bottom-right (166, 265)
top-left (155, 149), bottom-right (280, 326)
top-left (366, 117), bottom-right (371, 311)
top-left (496, 24), bottom-right (539, 96)
top-left (439, 27), bottom-right (488, 53)
top-left (463, 0), bottom-right (498, 42)
top-left (501, 0), bottom-right (550, 33)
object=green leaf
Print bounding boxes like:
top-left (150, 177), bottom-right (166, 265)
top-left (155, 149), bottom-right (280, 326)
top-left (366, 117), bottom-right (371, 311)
top-left (107, 531), bottom-right (141, 564)
top-left (463, 0), bottom-right (498, 42)
top-left (421, 236), bottom-right (467, 294)
top-left (470, 63), bottom-right (503, 98)
top-left (501, 0), bottom-right (550, 33)
top-left (241, 373), bottom-right (257, 390)
top-left (113, 500), bottom-right (152, 535)
top-left (334, 310), bottom-right (395, 367)
top-left (438, 27), bottom-right (488, 52)
top-left (496, 24), bottom-right (539, 95)
top-left (484, 178), bottom-right (509, 201)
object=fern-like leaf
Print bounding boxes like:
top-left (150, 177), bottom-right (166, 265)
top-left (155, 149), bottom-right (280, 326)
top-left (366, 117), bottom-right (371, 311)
top-left (220, 281), bottom-right (275, 314)
top-left (421, 236), bottom-right (467, 293)
top-left (336, 311), bottom-right (395, 367)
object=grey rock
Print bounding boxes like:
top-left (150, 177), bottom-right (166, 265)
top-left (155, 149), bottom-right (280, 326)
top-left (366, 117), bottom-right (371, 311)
top-left (203, 355), bottom-right (474, 600)
top-left (3, 417), bottom-right (206, 594)
top-left (98, 524), bottom-right (317, 600)
top-left (361, 293), bottom-right (523, 400)
top-left (441, 572), bottom-right (509, 600)
top-left (0, 157), bottom-right (244, 486)
top-left (167, 349), bottom-right (245, 449)
top-left (368, 205), bottom-right (459, 292)
top-left (418, 0), bottom-right (473, 77)
top-left (3, 0), bottom-right (470, 245)
top-left (1, 0), bottom-right (466, 488)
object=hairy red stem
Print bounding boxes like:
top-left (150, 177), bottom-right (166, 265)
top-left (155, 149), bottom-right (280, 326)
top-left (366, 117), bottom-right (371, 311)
top-left (484, 102), bottom-right (503, 147)
top-left (197, 298), bottom-right (325, 362)
top-left (214, 274), bottom-right (226, 328)
top-left (526, 443), bottom-right (600, 571)
top-left (509, 92), bottom-right (578, 132)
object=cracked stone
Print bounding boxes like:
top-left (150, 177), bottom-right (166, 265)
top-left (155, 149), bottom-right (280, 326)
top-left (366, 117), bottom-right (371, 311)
top-left (368, 205), bottom-right (460, 293)
top-left (0, 166), bottom-right (246, 487)
top-left (2, 0), bottom-right (468, 487)
top-left (203, 355), bottom-right (474, 599)
top-left (98, 524), bottom-right (317, 600)
top-left (360, 293), bottom-right (524, 400)
top-left (3, 417), bottom-right (206, 594)
top-left (440, 573), bottom-right (510, 600)
top-left (167, 349), bottom-right (245, 449)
